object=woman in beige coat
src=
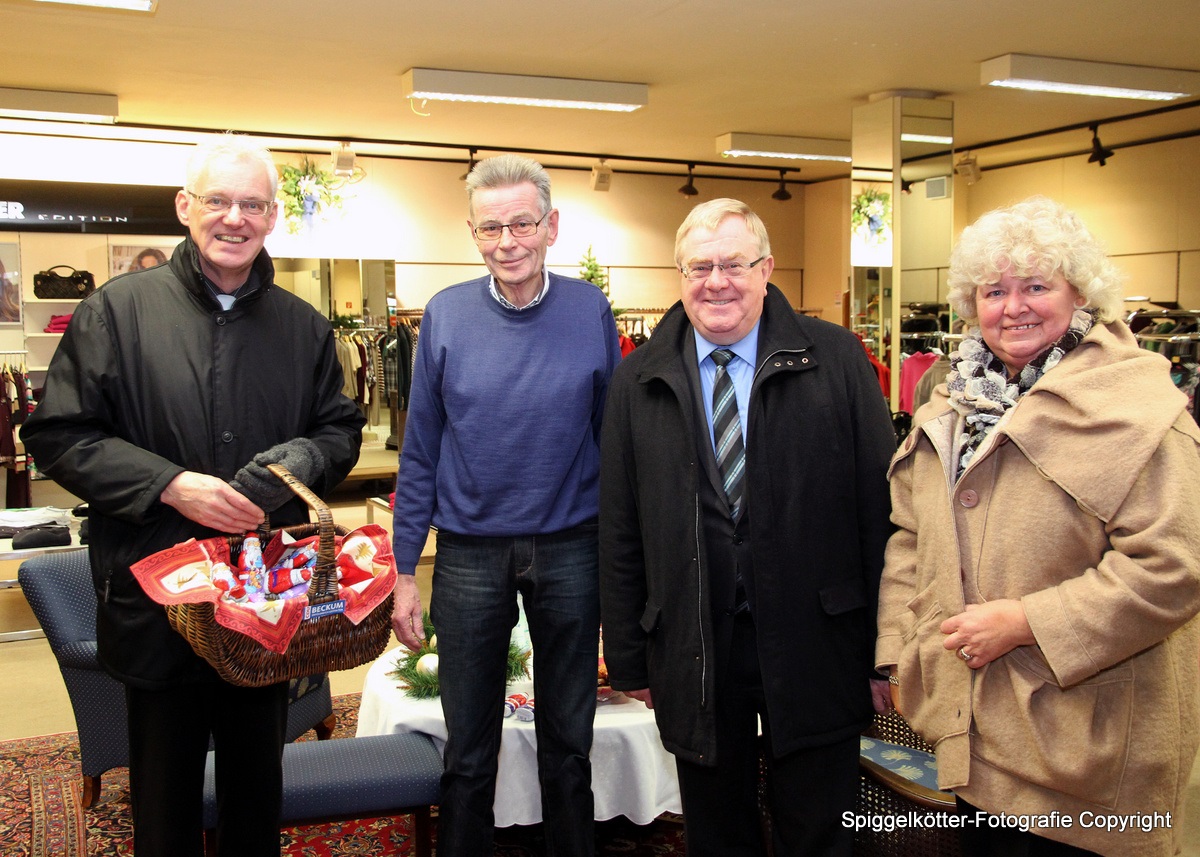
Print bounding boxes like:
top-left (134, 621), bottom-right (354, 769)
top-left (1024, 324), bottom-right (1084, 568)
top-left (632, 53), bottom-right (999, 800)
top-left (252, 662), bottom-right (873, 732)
top-left (877, 197), bottom-right (1200, 856)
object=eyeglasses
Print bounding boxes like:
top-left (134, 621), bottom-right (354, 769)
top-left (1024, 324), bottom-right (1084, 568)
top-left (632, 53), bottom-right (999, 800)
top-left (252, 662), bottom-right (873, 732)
top-left (187, 191), bottom-right (275, 217)
top-left (681, 256), bottom-right (766, 281)
top-left (472, 214), bottom-right (547, 241)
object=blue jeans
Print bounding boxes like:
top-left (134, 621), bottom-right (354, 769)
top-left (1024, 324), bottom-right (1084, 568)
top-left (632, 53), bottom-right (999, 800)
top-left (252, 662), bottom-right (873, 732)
top-left (431, 521), bottom-right (599, 857)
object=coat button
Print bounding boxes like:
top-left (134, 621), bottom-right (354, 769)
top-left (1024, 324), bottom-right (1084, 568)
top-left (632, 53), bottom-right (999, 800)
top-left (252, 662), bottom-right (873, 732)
top-left (221, 430), bottom-right (234, 443)
top-left (216, 316), bottom-right (227, 326)
top-left (959, 489), bottom-right (979, 508)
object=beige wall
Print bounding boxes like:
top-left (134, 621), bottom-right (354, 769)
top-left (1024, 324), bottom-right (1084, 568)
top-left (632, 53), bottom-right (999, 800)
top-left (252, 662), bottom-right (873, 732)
top-left (802, 178), bottom-right (851, 321)
top-left (955, 136), bottom-right (1200, 310)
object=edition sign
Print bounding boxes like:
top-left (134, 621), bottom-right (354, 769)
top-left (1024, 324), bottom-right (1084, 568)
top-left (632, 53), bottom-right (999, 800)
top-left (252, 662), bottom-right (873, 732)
top-left (0, 179), bottom-right (185, 235)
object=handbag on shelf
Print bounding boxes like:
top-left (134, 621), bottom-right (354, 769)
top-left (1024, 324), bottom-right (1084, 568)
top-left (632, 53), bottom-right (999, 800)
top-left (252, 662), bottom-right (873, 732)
top-left (33, 265), bottom-right (97, 299)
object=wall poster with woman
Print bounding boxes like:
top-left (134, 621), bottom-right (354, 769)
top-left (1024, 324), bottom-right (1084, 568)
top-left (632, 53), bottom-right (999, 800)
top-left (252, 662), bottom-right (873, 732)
top-left (109, 241), bottom-right (180, 279)
top-left (0, 243), bottom-right (21, 326)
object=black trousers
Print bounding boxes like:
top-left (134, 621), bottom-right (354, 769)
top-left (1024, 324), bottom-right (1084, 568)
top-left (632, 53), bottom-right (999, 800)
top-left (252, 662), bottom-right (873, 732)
top-left (957, 798), bottom-right (1101, 856)
top-left (674, 613), bottom-right (859, 857)
top-left (125, 678), bottom-right (289, 857)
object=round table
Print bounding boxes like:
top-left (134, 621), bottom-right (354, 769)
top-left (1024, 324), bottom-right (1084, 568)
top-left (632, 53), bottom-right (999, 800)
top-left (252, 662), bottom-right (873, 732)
top-left (356, 646), bottom-right (681, 826)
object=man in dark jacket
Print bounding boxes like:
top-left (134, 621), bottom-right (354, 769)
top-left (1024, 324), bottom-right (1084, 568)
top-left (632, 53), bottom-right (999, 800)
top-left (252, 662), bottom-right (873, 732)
top-left (21, 134), bottom-right (365, 857)
top-left (599, 198), bottom-right (895, 856)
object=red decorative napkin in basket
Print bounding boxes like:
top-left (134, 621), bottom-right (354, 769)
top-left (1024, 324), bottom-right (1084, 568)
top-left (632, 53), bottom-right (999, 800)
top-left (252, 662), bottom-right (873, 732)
top-left (131, 524), bottom-right (397, 654)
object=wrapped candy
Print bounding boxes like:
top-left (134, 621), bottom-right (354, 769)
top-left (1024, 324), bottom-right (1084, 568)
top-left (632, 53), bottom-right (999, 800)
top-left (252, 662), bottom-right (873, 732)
top-left (514, 698), bottom-right (536, 722)
top-left (267, 565), bottom-right (312, 593)
top-left (502, 693), bottom-right (528, 718)
top-left (272, 542), bottom-right (319, 572)
top-left (209, 561), bottom-right (247, 602)
top-left (238, 534), bottom-right (266, 597)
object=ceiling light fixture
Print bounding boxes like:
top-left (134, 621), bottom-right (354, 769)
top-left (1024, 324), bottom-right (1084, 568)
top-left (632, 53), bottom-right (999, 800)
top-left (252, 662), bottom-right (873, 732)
top-left (0, 87), bottom-right (118, 123)
top-left (771, 170), bottom-right (792, 202)
top-left (899, 116), bottom-right (954, 145)
top-left (717, 133), bottom-right (851, 162)
top-left (954, 153), bottom-right (982, 184)
top-left (1087, 125), bottom-right (1115, 166)
top-left (33, 0), bottom-right (156, 9)
top-left (401, 68), bottom-right (648, 112)
top-left (678, 165), bottom-right (699, 197)
top-left (590, 159), bottom-right (613, 192)
top-left (980, 53), bottom-right (1200, 101)
top-left (459, 147), bottom-right (478, 181)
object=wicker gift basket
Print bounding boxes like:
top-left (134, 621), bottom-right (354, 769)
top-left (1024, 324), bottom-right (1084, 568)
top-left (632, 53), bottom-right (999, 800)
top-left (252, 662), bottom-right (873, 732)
top-left (164, 463), bottom-right (394, 687)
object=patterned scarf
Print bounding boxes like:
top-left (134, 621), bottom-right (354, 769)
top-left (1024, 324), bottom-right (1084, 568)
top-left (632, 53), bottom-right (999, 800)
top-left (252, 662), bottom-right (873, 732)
top-left (947, 308), bottom-right (1095, 478)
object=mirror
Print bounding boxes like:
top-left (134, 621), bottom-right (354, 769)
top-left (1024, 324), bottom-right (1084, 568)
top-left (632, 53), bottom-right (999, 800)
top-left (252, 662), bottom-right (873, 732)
top-left (275, 258), bottom-right (398, 441)
top-left (274, 258), bottom-right (395, 326)
top-left (850, 95), bottom-right (954, 408)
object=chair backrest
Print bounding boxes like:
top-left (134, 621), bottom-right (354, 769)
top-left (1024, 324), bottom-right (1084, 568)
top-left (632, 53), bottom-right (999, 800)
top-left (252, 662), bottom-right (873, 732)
top-left (17, 549), bottom-right (97, 656)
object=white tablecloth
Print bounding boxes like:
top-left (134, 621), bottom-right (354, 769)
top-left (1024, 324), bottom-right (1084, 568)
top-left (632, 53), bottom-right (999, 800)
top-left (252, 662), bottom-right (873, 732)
top-left (356, 646), bottom-right (681, 826)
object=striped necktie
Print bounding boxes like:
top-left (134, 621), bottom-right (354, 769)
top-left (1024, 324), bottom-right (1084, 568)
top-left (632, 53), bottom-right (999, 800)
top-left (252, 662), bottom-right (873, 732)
top-left (710, 348), bottom-right (745, 520)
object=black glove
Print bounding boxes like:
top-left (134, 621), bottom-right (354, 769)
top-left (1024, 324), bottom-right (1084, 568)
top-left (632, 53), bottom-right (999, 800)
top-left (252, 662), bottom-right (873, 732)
top-left (230, 438), bottom-right (326, 513)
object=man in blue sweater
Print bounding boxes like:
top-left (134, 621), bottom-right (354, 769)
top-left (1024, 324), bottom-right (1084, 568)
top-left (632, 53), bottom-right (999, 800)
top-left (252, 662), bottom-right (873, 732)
top-left (390, 154), bottom-right (622, 857)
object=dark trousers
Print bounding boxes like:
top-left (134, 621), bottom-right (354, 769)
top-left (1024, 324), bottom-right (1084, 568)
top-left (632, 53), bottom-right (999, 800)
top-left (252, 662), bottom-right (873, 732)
top-left (957, 798), bottom-right (1101, 856)
top-left (125, 678), bottom-right (289, 857)
top-left (432, 524), bottom-right (599, 857)
top-left (675, 612), bottom-right (859, 857)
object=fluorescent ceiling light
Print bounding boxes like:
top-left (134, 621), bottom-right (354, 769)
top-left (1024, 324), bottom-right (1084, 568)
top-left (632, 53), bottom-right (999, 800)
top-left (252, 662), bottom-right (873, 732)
top-left (401, 68), bottom-right (647, 112)
top-left (900, 115), bottom-right (953, 146)
top-left (0, 87), bottom-right (118, 123)
top-left (33, 0), bottom-right (156, 9)
top-left (981, 54), bottom-right (1200, 101)
top-left (716, 133), bottom-right (851, 162)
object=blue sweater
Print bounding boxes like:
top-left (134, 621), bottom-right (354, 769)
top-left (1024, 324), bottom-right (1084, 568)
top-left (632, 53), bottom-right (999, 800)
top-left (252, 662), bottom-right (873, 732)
top-left (391, 273), bottom-right (621, 573)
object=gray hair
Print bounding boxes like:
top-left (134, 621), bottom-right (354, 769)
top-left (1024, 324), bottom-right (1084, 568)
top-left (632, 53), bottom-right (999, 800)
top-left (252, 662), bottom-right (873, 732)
top-left (184, 133), bottom-right (279, 198)
top-left (465, 154), bottom-right (552, 218)
top-left (674, 198), bottom-right (771, 269)
top-left (946, 196), bottom-right (1125, 325)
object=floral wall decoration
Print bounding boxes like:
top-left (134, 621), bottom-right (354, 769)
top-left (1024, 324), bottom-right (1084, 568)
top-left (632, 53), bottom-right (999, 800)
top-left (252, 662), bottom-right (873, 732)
top-left (277, 157), bottom-right (344, 234)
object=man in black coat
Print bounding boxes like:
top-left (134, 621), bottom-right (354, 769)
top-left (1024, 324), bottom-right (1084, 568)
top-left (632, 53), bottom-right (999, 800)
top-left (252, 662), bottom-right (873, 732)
top-left (599, 198), bottom-right (895, 856)
top-left (22, 134), bottom-right (364, 857)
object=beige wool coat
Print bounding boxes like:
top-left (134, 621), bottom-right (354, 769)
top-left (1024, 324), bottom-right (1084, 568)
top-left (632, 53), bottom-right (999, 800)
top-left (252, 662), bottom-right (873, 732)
top-left (877, 320), bottom-right (1200, 856)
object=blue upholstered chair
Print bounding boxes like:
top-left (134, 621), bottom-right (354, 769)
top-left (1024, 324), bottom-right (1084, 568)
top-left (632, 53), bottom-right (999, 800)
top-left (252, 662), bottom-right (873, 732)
top-left (17, 548), bottom-right (335, 808)
top-left (203, 731), bottom-right (443, 857)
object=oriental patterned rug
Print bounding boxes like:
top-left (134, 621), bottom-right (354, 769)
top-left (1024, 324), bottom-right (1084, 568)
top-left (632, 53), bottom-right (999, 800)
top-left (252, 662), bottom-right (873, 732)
top-left (0, 693), bottom-right (686, 856)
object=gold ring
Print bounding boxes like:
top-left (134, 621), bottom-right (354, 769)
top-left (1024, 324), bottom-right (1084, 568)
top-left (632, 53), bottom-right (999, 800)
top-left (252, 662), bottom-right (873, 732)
top-left (958, 646), bottom-right (973, 662)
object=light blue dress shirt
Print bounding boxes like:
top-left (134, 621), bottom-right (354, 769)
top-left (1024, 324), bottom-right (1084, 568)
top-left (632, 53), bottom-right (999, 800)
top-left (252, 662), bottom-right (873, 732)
top-left (694, 320), bottom-right (760, 452)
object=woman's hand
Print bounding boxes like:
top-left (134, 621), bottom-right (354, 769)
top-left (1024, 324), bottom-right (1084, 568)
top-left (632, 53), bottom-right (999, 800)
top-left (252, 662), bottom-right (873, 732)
top-left (940, 600), bottom-right (1035, 668)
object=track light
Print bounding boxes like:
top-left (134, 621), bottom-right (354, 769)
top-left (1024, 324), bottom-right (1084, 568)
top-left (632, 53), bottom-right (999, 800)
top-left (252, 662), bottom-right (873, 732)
top-left (460, 147), bottom-right (477, 181)
top-left (678, 165), bottom-right (699, 197)
top-left (1087, 125), bottom-right (1115, 166)
top-left (771, 170), bottom-right (792, 201)
top-left (954, 153), bottom-right (982, 184)
top-left (590, 159), bottom-right (613, 192)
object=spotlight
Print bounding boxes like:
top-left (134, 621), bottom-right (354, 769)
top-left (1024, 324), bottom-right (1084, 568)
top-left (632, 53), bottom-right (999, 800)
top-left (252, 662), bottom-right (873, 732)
top-left (1088, 125), bottom-right (1115, 166)
top-left (678, 164), bottom-right (699, 197)
top-left (771, 170), bottom-right (792, 201)
top-left (590, 159), bottom-right (613, 192)
top-left (460, 147), bottom-right (478, 181)
top-left (954, 153), bottom-right (982, 184)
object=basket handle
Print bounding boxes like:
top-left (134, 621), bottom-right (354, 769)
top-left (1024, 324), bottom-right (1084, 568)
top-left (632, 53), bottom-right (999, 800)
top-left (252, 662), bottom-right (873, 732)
top-left (264, 463), bottom-right (340, 605)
